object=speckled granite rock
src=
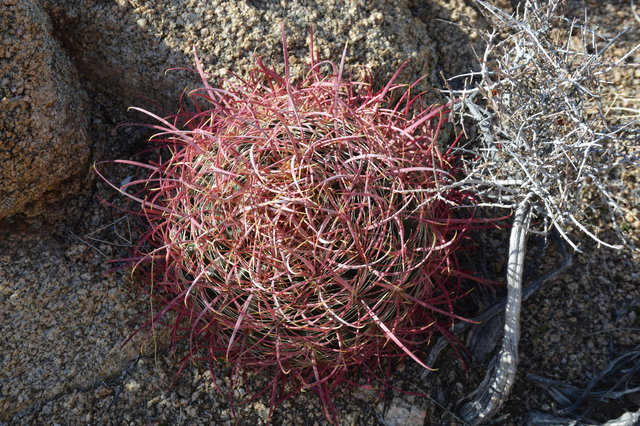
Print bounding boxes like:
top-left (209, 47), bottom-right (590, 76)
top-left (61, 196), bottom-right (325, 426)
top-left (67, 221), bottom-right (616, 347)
top-left (42, 0), bottom-right (437, 111)
top-left (0, 0), bottom-right (90, 219)
top-left (0, 225), bottom-right (155, 421)
top-left (379, 396), bottom-right (427, 426)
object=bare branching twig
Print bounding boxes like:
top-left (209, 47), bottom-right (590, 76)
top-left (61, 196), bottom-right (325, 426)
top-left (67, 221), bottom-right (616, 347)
top-left (439, 1), bottom-right (640, 423)
top-left (447, 0), bottom-right (639, 251)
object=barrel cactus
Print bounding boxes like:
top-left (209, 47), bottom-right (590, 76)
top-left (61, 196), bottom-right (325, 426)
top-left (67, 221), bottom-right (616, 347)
top-left (100, 28), bottom-right (481, 422)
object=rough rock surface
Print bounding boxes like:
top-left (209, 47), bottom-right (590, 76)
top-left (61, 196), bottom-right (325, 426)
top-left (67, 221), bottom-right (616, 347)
top-left (42, 0), bottom-right (438, 113)
top-left (378, 396), bottom-right (428, 426)
top-left (0, 221), bottom-right (158, 419)
top-left (0, 0), bottom-right (90, 219)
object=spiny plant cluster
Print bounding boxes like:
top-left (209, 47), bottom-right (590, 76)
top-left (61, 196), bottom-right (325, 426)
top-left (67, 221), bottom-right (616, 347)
top-left (102, 29), bottom-right (481, 421)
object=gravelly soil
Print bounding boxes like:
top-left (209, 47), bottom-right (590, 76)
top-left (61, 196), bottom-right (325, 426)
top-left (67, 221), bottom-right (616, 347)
top-left (1, 1), bottom-right (638, 425)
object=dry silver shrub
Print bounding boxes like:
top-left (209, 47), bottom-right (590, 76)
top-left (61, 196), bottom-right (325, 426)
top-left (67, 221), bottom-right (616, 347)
top-left (448, 0), bottom-right (639, 250)
top-left (437, 1), bottom-right (639, 424)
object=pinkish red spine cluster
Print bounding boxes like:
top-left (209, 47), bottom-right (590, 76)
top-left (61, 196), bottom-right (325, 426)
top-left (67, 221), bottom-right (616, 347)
top-left (97, 28), bottom-right (484, 423)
